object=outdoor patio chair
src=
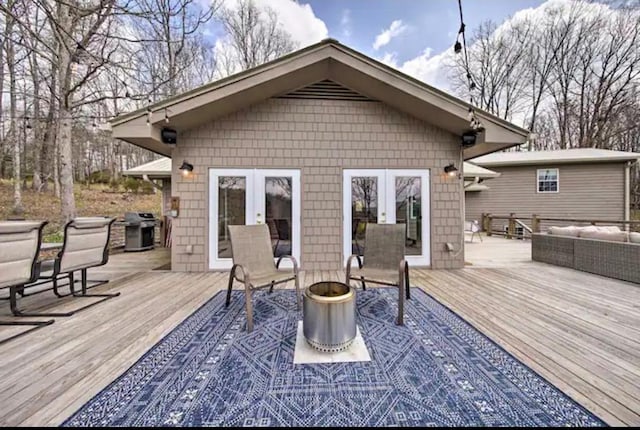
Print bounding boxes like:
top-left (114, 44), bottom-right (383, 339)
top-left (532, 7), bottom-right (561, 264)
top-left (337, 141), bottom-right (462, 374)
top-left (225, 224), bottom-right (301, 332)
top-left (345, 223), bottom-right (410, 325)
top-left (0, 220), bottom-right (54, 345)
top-left (464, 220), bottom-right (483, 243)
top-left (15, 217), bottom-right (120, 317)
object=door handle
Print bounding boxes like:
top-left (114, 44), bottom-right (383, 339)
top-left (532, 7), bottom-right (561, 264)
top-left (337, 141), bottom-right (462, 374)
top-left (256, 213), bottom-right (263, 224)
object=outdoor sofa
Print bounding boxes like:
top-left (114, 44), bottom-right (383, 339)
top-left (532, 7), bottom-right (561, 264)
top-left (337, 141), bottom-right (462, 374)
top-left (532, 225), bottom-right (640, 284)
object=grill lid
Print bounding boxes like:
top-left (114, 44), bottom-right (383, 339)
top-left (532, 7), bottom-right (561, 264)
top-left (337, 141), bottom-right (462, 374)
top-left (125, 212), bottom-right (156, 223)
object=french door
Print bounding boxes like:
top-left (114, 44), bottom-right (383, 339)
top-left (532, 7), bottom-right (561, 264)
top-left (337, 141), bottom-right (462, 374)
top-left (343, 169), bottom-right (430, 267)
top-left (209, 169), bottom-right (301, 270)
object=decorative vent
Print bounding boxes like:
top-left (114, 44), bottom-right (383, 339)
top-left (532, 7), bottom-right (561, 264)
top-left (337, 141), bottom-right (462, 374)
top-left (278, 80), bottom-right (374, 101)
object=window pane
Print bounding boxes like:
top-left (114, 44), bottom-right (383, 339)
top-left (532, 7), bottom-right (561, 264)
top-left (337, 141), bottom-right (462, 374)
top-left (351, 177), bottom-right (378, 256)
top-left (395, 177), bottom-right (421, 256)
top-left (265, 177), bottom-right (292, 258)
top-left (218, 177), bottom-right (246, 258)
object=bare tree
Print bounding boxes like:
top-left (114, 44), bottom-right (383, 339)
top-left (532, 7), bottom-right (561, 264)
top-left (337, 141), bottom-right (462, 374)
top-left (124, 0), bottom-right (220, 99)
top-left (5, 0), bottom-right (23, 214)
top-left (215, 0), bottom-right (297, 76)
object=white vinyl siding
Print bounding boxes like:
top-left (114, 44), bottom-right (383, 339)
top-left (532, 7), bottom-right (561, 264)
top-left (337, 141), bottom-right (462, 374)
top-left (537, 168), bottom-right (559, 193)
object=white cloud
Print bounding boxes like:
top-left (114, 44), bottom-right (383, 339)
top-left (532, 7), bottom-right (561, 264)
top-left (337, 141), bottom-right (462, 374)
top-left (341, 9), bottom-right (352, 39)
top-left (220, 0), bottom-right (328, 47)
top-left (395, 0), bottom-right (621, 94)
top-left (378, 52), bottom-right (399, 68)
top-left (373, 20), bottom-right (407, 50)
top-left (395, 47), bottom-right (456, 92)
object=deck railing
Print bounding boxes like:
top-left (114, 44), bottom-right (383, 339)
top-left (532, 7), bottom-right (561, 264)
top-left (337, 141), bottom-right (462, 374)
top-left (481, 213), bottom-right (640, 239)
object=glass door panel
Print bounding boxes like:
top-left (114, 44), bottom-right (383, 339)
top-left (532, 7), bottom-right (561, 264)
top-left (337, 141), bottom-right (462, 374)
top-left (344, 169), bottom-right (430, 267)
top-left (393, 176), bottom-right (422, 256)
top-left (210, 169), bottom-right (300, 270)
top-left (217, 176), bottom-right (247, 258)
top-left (265, 176), bottom-right (292, 258)
top-left (351, 176), bottom-right (378, 255)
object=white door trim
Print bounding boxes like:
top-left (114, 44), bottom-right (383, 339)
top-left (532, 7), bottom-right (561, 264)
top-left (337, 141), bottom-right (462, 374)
top-left (209, 168), bottom-right (301, 270)
top-left (342, 168), bottom-right (431, 267)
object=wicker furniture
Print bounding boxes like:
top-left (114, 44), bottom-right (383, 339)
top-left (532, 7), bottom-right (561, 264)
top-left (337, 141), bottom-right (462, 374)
top-left (532, 233), bottom-right (640, 284)
top-left (0, 220), bottom-right (54, 344)
top-left (345, 223), bottom-right (410, 325)
top-left (225, 224), bottom-right (301, 332)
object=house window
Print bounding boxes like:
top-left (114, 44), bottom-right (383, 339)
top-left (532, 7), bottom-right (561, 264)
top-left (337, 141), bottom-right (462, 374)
top-left (537, 168), bottom-right (559, 193)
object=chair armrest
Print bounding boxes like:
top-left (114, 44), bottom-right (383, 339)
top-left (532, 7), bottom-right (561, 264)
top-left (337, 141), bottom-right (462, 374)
top-left (399, 259), bottom-right (408, 276)
top-left (346, 254), bottom-right (363, 269)
top-left (37, 258), bottom-right (58, 279)
top-left (231, 264), bottom-right (250, 284)
top-left (345, 254), bottom-right (363, 281)
top-left (276, 255), bottom-right (299, 273)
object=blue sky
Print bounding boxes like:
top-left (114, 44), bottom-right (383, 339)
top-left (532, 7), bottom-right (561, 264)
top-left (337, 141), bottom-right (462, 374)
top-left (215, 0), bottom-right (592, 91)
top-left (305, 0), bottom-right (546, 64)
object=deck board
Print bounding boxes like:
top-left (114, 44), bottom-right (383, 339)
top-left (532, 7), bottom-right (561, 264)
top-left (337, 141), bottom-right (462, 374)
top-left (0, 262), bottom-right (638, 426)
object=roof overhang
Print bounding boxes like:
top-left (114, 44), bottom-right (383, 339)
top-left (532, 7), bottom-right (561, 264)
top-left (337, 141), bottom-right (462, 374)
top-left (464, 182), bottom-right (490, 192)
top-left (110, 40), bottom-right (529, 158)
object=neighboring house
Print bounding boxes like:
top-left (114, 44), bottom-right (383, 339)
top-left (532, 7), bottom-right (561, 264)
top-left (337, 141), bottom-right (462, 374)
top-left (465, 148), bottom-right (640, 229)
top-left (109, 39), bottom-right (529, 272)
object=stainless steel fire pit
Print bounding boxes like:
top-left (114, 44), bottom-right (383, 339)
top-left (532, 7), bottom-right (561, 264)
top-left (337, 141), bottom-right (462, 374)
top-left (303, 281), bottom-right (356, 353)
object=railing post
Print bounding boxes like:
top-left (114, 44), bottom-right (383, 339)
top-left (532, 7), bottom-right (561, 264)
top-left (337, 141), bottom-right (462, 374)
top-left (532, 214), bottom-right (540, 233)
top-left (508, 213), bottom-right (516, 239)
top-left (484, 213), bottom-right (492, 236)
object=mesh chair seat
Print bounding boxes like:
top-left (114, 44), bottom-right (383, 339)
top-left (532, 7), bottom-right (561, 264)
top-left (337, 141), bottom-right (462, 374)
top-left (347, 267), bottom-right (400, 285)
top-left (225, 224), bottom-right (301, 332)
top-left (345, 223), bottom-right (411, 325)
top-left (233, 268), bottom-right (297, 287)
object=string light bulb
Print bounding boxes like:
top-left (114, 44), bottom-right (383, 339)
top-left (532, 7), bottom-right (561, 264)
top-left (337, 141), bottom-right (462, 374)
top-left (164, 108), bottom-right (169, 124)
top-left (454, 41), bottom-right (462, 54)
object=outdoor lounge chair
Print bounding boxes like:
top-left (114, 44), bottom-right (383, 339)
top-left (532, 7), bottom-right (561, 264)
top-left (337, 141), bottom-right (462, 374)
top-left (345, 223), bottom-right (410, 325)
top-left (225, 224), bottom-right (301, 332)
top-left (15, 217), bottom-right (120, 317)
top-left (0, 220), bottom-right (54, 344)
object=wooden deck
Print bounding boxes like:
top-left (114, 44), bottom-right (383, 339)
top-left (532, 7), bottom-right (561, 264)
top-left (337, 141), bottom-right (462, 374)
top-left (0, 262), bottom-right (638, 426)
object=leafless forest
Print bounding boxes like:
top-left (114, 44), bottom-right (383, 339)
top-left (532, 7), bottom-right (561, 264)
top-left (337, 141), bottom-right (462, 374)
top-left (450, 0), bottom-right (640, 206)
top-left (1, 0), bottom-right (639, 222)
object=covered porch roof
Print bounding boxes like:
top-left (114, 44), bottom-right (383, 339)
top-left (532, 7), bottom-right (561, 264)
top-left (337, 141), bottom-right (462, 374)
top-left (110, 39), bottom-right (530, 160)
top-left (122, 157), bottom-right (171, 179)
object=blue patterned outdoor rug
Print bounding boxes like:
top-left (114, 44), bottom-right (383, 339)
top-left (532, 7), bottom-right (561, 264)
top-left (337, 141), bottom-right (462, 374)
top-left (63, 288), bottom-right (605, 427)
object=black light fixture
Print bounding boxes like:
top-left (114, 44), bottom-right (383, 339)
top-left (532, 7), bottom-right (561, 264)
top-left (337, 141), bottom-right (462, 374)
top-left (179, 160), bottom-right (193, 177)
top-left (453, 40), bottom-right (462, 54)
top-left (461, 130), bottom-right (477, 148)
top-left (444, 163), bottom-right (459, 177)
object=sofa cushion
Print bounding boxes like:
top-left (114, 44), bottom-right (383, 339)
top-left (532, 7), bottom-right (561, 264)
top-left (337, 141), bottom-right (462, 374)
top-left (578, 229), bottom-right (628, 242)
top-left (629, 232), bottom-right (640, 244)
top-left (577, 225), bottom-right (598, 234)
top-left (548, 226), bottom-right (580, 237)
top-left (595, 225), bottom-right (621, 232)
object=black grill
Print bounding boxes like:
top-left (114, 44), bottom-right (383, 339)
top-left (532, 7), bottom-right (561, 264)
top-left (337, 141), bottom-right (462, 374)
top-left (124, 212), bottom-right (157, 251)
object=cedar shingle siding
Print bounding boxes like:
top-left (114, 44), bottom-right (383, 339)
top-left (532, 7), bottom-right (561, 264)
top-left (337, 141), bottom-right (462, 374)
top-left (465, 163), bottom-right (625, 230)
top-left (171, 97), bottom-right (464, 271)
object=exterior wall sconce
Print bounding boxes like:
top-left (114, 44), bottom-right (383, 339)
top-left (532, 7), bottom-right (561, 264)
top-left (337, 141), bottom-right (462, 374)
top-left (444, 163), bottom-right (459, 178)
top-left (179, 160), bottom-right (194, 177)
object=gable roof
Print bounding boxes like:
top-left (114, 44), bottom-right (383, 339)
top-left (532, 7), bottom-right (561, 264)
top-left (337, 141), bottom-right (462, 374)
top-left (470, 148), bottom-right (640, 167)
top-left (122, 157), bottom-right (171, 179)
top-left (110, 39), bottom-right (529, 159)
